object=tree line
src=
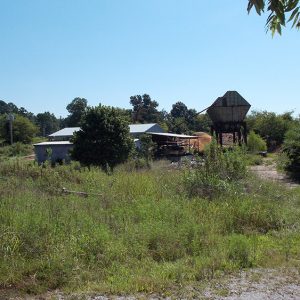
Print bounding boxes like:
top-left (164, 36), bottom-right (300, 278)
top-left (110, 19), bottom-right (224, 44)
top-left (0, 95), bottom-right (299, 149)
top-left (0, 95), bottom-right (211, 144)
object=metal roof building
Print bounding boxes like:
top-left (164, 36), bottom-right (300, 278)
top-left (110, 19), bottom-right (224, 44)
top-left (48, 127), bottom-right (80, 141)
top-left (48, 124), bottom-right (165, 140)
top-left (34, 141), bottom-right (74, 164)
top-left (129, 123), bottom-right (165, 137)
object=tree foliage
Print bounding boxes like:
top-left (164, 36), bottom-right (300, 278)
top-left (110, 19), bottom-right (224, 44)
top-left (72, 105), bottom-right (133, 170)
top-left (246, 111), bottom-right (294, 149)
top-left (282, 123), bottom-right (300, 174)
top-left (168, 101), bottom-right (211, 134)
top-left (247, 0), bottom-right (300, 35)
top-left (0, 114), bottom-right (38, 144)
top-left (130, 94), bottom-right (161, 124)
top-left (36, 112), bottom-right (60, 136)
top-left (65, 97), bottom-right (88, 127)
top-left (0, 100), bottom-right (34, 121)
top-left (170, 101), bottom-right (189, 119)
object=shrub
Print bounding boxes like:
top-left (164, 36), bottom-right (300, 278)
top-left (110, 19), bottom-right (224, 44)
top-left (282, 124), bottom-right (300, 175)
top-left (228, 234), bottom-right (253, 268)
top-left (137, 134), bottom-right (155, 162)
top-left (247, 130), bottom-right (267, 153)
top-left (0, 143), bottom-right (32, 157)
top-left (184, 140), bottom-right (247, 198)
top-left (245, 154), bottom-right (263, 166)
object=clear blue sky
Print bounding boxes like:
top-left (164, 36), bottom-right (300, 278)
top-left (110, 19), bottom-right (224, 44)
top-left (0, 0), bottom-right (299, 117)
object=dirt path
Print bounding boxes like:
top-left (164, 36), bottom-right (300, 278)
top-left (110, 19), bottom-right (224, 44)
top-left (4, 269), bottom-right (300, 300)
top-left (250, 159), bottom-right (299, 189)
top-left (202, 268), bottom-right (300, 300)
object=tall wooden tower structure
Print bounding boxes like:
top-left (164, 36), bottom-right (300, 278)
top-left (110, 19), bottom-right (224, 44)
top-left (207, 91), bottom-right (251, 146)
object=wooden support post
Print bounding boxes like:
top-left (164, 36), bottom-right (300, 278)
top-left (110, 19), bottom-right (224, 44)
top-left (238, 130), bottom-right (242, 146)
top-left (244, 122), bottom-right (248, 145)
top-left (219, 132), bottom-right (223, 146)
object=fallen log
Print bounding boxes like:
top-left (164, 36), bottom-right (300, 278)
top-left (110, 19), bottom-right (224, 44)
top-left (62, 187), bottom-right (102, 198)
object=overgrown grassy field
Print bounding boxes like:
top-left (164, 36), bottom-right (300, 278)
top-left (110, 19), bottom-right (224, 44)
top-left (0, 156), bottom-right (300, 296)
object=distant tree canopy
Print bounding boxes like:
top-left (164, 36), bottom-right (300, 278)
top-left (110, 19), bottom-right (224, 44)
top-left (0, 114), bottom-right (38, 144)
top-left (167, 101), bottom-right (211, 134)
top-left (247, 0), bottom-right (300, 35)
top-left (72, 105), bottom-right (133, 171)
top-left (170, 101), bottom-right (189, 119)
top-left (65, 97), bottom-right (88, 127)
top-left (36, 112), bottom-right (60, 136)
top-left (0, 99), bottom-right (61, 138)
top-left (0, 100), bottom-right (19, 114)
top-left (246, 110), bottom-right (295, 149)
top-left (130, 94), bottom-right (161, 124)
top-left (0, 100), bottom-right (33, 120)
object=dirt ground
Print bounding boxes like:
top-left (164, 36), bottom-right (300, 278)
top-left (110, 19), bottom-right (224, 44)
top-left (249, 159), bottom-right (299, 189)
top-left (3, 268), bottom-right (300, 299)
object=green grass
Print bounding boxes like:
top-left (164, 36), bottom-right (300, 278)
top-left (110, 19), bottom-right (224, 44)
top-left (0, 143), bottom-right (33, 159)
top-left (0, 159), bottom-right (300, 296)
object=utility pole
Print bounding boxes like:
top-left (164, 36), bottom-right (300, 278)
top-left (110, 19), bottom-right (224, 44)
top-left (7, 113), bottom-right (14, 145)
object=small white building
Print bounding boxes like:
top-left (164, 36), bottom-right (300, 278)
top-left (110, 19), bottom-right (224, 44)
top-left (34, 141), bottom-right (73, 164)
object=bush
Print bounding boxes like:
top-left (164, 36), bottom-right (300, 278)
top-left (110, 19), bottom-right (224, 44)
top-left (247, 131), bottom-right (267, 153)
top-left (184, 140), bottom-right (247, 198)
top-left (282, 124), bottom-right (300, 175)
top-left (245, 154), bottom-right (263, 166)
top-left (137, 134), bottom-right (155, 162)
top-left (0, 143), bottom-right (32, 158)
top-left (228, 234), bottom-right (253, 268)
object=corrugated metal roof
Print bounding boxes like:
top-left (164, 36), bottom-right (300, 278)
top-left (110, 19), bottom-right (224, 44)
top-left (207, 91), bottom-right (251, 124)
top-left (129, 123), bottom-right (163, 134)
top-left (147, 132), bottom-right (198, 139)
top-left (34, 141), bottom-right (73, 146)
top-left (48, 127), bottom-right (80, 137)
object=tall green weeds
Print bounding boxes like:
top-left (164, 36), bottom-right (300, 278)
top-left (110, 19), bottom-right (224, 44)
top-left (0, 157), bottom-right (299, 295)
top-left (184, 141), bottom-right (247, 198)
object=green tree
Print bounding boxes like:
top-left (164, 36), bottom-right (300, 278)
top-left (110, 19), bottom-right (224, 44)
top-left (6, 102), bottom-right (19, 114)
top-left (282, 123), bottom-right (300, 174)
top-left (168, 116), bottom-right (189, 134)
top-left (168, 101), bottom-right (205, 133)
top-left (246, 111), bottom-right (294, 149)
top-left (0, 114), bottom-right (38, 144)
top-left (65, 97), bottom-right (88, 126)
top-left (18, 107), bottom-right (35, 122)
top-left (193, 113), bottom-right (212, 133)
top-left (0, 100), bottom-right (19, 115)
top-left (36, 112), bottom-right (60, 136)
top-left (170, 102), bottom-right (188, 119)
top-left (0, 100), bottom-right (9, 114)
top-left (130, 94), bottom-right (160, 123)
top-left (72, 105), bottom-right (134, 171)
top-left (247, 0), bottom-right (300, 35)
